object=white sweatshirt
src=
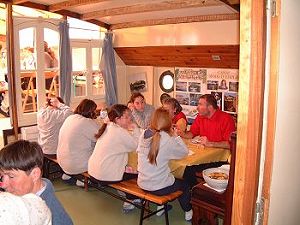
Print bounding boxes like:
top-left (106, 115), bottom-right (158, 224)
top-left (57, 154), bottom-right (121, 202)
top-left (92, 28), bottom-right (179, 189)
top-left (88, 122), bottom-right (140, 181)
top-left (57, 114), bottom-right (100, 174)
top-left (137, 130), bottom-right (188, 191)
top-left (37, 104), bottom-right (73, 155)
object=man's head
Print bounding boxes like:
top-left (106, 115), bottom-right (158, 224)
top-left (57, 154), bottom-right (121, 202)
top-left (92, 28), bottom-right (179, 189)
top-left (46, 96), bottom-right (64, 108)
top-left (0, 140), bottom-right (43, 195)
top-left (197, 94), bottom-right (218, 118)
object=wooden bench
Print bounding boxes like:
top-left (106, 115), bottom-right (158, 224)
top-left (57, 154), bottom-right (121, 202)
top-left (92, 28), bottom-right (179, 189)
top-left (43, 155), bottom-right (183, 225)
top-left (43, 154), bottom-right (63, 180)
top-left (109, 179), bottom-right (182, 225)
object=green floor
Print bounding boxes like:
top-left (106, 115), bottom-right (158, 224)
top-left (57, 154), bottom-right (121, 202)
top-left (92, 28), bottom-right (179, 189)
top-left (53, 179), bottom-right (191, 225)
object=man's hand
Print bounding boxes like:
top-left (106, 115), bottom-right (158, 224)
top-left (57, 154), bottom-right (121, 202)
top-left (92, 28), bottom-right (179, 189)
top-left (198, 136), bottom-right (209, 146)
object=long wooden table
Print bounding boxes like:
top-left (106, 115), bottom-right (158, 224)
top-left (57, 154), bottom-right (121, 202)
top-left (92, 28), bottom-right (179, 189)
top-left (128, 139), bottom-right (230, 179)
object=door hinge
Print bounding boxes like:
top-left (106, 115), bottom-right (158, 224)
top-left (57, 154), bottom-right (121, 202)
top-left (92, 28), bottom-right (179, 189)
top-left (255, 198), bottom-right (265, 225)
top-left (271, 0), bottom-right (278, 17)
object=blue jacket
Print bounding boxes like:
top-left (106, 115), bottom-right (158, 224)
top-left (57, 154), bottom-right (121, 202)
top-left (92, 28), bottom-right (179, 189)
top-left (40, 178), bottom-right (73, 225)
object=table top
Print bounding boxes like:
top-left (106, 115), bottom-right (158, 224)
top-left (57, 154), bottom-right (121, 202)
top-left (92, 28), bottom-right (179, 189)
top-left (128, 139), bottom-right (230, 179)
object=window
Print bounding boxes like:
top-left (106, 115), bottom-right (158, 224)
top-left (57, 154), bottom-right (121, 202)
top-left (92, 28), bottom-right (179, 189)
top-left (70, 40), bottom-right (104, 104)
top-left (159, 70), bottom-right (174, 93)
top-left (68, 18), bottom-right (106, 40)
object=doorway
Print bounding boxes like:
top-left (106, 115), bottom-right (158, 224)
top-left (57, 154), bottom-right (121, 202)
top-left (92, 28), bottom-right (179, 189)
top-left (13, 17), bottom-right (61, 126)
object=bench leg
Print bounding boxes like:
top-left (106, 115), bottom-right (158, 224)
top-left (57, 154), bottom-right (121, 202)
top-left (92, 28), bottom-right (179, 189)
top-left (139, 200), bottom-right (147, 225)
top-left (84, 177), bottom-right (89, 191)
top-left (43, 158), bottom-right (50, 178)
top-left (164, 204), bottom-right (170, 225)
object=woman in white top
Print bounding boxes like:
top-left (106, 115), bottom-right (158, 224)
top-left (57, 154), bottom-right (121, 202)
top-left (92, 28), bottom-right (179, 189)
top-left (0, 192), bottom-right (52, 225)
top-left (57, 99), bottom-right (100, 175)
top-left (37, 97), bottom-right (73, 156)
top-left (88, 104), bottom-right (141, 212)
top-left (137, 108), bottom-right (193, 221)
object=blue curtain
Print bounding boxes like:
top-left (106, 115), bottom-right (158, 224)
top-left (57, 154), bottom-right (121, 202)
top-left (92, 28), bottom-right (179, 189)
top-left (100, 32), bottom-right (118, 106)
top-left (59, 21), bottom-right (72, 105)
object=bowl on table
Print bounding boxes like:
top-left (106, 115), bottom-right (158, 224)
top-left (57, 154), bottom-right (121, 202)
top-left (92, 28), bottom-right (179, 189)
top-left (202, 167), bottom-right (229, 191)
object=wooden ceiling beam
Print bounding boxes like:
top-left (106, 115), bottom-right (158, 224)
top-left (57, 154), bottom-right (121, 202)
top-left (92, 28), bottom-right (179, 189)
top-left (86, 19), bottom-right (110, 30)
top-left (56, 9), bottom-right (81, 19)
top-left (219, 0), bottom-right (240, 12)
top-left (49, 0), bottom-right (110, 12)
top-left (13, 1), bottom-right (109, 29)
top-left (110, 13), bottom-right (239, 30)
top-left (13, 0), bottom-right (28, 4)
top-left (1, 0), bottom-right (13, 4)
top-left (81, 0), bottom-right (220, 20)
top-left (17, 1), bottom-right (48, 11)
top-left (53, 11), bottom-right (110, 29)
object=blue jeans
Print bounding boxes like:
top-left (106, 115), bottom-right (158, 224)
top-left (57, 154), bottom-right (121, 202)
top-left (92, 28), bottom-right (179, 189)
top-left (146, 179), bottom-right (192, 212)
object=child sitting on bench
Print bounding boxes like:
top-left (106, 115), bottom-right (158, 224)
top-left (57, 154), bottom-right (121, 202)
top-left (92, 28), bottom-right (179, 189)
top-left (137, 107), bottom-right (193, 221)
top-left (88, 104), bottom-right (141, 213)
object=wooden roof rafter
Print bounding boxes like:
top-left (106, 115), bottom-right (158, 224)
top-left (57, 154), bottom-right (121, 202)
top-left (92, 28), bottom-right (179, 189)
top-left (12, 0), bottom-right (27, 4)
top-left (219, 0), bottom-right (240, 12)
top-left (17, 1), bottom-right (48, 11)
top-left (11, 0), bottom-right (110, 29)
top-left (49, 0), bottom-right (110, 12)
top-left (110, 13), bottom-right (239, 30)
top-left (0, 0), bottom-right (12, 4)
top-left (81, 0), bottom-right (219, 21)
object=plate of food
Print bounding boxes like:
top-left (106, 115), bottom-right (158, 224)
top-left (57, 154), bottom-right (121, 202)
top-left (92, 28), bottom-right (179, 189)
top-left (202, 168), bottom-right (229, 191)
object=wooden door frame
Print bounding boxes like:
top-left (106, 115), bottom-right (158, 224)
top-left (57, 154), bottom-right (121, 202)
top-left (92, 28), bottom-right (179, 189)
top-left (262, 0), bottom-right (281, 224)
top-left (232, 0), bottom-right (266, 224)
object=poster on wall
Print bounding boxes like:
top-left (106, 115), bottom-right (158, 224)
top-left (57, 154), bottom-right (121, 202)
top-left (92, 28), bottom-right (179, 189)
top-left (175, 67), bottom-right (239, 124)
top-left (128, 72), bottom-right (148, 93)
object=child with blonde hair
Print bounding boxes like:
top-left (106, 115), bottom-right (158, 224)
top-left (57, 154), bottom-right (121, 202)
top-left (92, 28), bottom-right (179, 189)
top-left (137, 108), bottom-right (193, 221)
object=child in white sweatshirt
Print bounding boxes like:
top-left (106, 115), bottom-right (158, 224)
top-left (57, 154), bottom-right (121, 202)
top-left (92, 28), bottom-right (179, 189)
top-left (88, 104), bottom-right (141, 213)
top-left (137, 107), bottom-right (193, 221)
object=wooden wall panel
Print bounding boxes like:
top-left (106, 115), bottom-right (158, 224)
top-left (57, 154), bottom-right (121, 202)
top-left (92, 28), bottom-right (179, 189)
top-left (231, 0), bottom-right (265, 224)
top-left (114, 45), bottom-right (239, 68)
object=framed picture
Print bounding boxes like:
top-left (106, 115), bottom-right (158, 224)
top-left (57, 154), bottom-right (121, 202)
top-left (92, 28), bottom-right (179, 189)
top-left (128, 72), bottom-right (147, 93)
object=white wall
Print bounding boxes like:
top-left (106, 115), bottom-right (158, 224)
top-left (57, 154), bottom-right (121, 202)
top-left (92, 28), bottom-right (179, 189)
top-left (114, 20), bottom-right (239, 47)
top-left (115, 53), bottom-right (127, 104)
top-left (268, 1), bottom-right (300, 224)
top-left (114, 20), bottom-right (239, 105)
top-left (126, 66), bottom-right (154, 104)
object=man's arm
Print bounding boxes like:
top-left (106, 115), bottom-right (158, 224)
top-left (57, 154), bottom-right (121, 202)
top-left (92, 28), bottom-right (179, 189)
top-left (177, 129), bottom-right (194, 139)
top-left (199, 136), bottom-right (230, 149)
top-left (206, 140), bottom-right (230, 149)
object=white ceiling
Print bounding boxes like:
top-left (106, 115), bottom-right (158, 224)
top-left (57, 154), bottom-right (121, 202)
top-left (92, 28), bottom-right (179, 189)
top-left (11, 0), bottom-right (239, 29)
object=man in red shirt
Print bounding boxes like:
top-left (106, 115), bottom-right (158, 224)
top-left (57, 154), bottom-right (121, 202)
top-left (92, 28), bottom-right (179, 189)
top-left (179, 94), bottom-right (236, 187)
top-left (178, 94), bottom-right (235, 149)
